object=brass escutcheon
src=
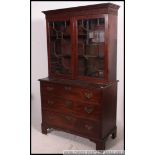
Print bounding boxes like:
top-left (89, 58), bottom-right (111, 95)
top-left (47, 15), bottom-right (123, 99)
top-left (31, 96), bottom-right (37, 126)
top-left (84, 106), bottom-right (93, 114)
top-left (84, 92), bottom-right (93, 99)
top-left (85, 124), bottom-right (93, 130)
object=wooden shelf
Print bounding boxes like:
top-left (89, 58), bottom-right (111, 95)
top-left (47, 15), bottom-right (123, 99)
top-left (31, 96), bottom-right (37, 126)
top-left (52, 54), bottom-right (71, 58)
top-left (78, 33), bottom-right (87, 36)
top-left (78, 55), bottom-right (104, 59)
top-left (51, 35), bottom-right (70, 38)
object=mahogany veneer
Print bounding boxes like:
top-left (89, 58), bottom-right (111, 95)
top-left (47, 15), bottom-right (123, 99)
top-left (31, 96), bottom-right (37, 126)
top-left (39, 3), bottom-right (120, 150)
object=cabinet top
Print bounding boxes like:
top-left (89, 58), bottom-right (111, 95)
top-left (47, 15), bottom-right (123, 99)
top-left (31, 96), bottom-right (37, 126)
top-left (42, 3), bottom-right (120, 16)
top-left (39, 77), bottom-right (118, 89)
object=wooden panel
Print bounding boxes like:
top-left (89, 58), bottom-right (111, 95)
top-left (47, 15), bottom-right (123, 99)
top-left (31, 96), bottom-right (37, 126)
top-left (76, 118), bottom-right (101, 138)
top-left (107, 14), bottom-right (118, 81)
top-left (42, 94), bottom-right (101, 121)
top-left (43, 3), bottom-right (120, 17)
top-left (43, 110), bottom-right (100, 138)
top-left (75, 101), bottom-right (101, 121)
top-left (43, 110), bottom-right (76, 130)
top-left (39, 77), bottom-right (112, 88)
top-left (101, 82), bottom-right (117, 138)
top-left (42, 96), bottom-right (75, 115)
top-left (41, 82), bottom-right (102, 103)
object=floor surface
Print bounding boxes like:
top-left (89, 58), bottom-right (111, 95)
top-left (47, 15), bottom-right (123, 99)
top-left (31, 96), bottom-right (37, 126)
top-left (31, 122), bottom-right (124, 153)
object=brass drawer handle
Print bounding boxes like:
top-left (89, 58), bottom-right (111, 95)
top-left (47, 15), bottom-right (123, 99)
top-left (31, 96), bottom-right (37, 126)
top-left (47, 87), bottom-right (54, 91)
top-left (84, 106), bottom-right (94, 114)
top-left (48, 100), bottom-right (54, 105)
top-left (64, 86), bottom-right (71, 90)
top-left (85, 124), bottom-right (93, 130)
top-left (84, 92), bottom-right (93, 99)
top-left (64, 100), bottom-right (72, 108)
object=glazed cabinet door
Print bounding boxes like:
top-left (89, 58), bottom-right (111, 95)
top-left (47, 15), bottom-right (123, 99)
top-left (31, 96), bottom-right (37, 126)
top-left (75, 15), bottom-right (107, 82)
top-left (47, 18), bottom-right (74, 79)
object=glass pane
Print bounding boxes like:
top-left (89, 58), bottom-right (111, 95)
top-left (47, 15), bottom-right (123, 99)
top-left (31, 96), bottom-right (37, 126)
top-left (78, 18), bottom-right (105, 78)
top-left (49, 20), bottom-right (71, 75)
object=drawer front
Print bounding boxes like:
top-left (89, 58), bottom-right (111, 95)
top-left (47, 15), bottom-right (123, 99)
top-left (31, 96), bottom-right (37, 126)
top-left (42, 93), bottom-right (101, 121)
top-left (43, 110), bottom-right (76, 130)
top-left (75, 102), bottom-right (101, 121)
top-left (42, 95), bottom-right (75, 114)
top-left (76, 118), bottom-right (100, 138)
top-left (41, 82), bottom-right (102, 103)
top-left (43, 110), bottom-right (100, 138)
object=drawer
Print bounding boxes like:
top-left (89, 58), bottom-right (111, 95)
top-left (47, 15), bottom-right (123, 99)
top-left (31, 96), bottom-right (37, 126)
top-left (42, 95), bottom-right (101, 121)
top-left (76, 118), bottom-right (100, 138)
top-left (42, 95), bottom-right (75, 114)
top-left (41, 82), bottom-right (102, 103)
top-left (43, 110), bottom-right (76, 130)
top-left (75, 102), bottom-right (101, 121)
top-left (43, 110), bottom-right (100, 138)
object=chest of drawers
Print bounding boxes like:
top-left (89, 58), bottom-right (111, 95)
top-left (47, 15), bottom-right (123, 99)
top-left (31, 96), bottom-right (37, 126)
top-left (39, 3), bottom-right (120, 150)
top-left (39, 78), bottom-right (118, 150)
